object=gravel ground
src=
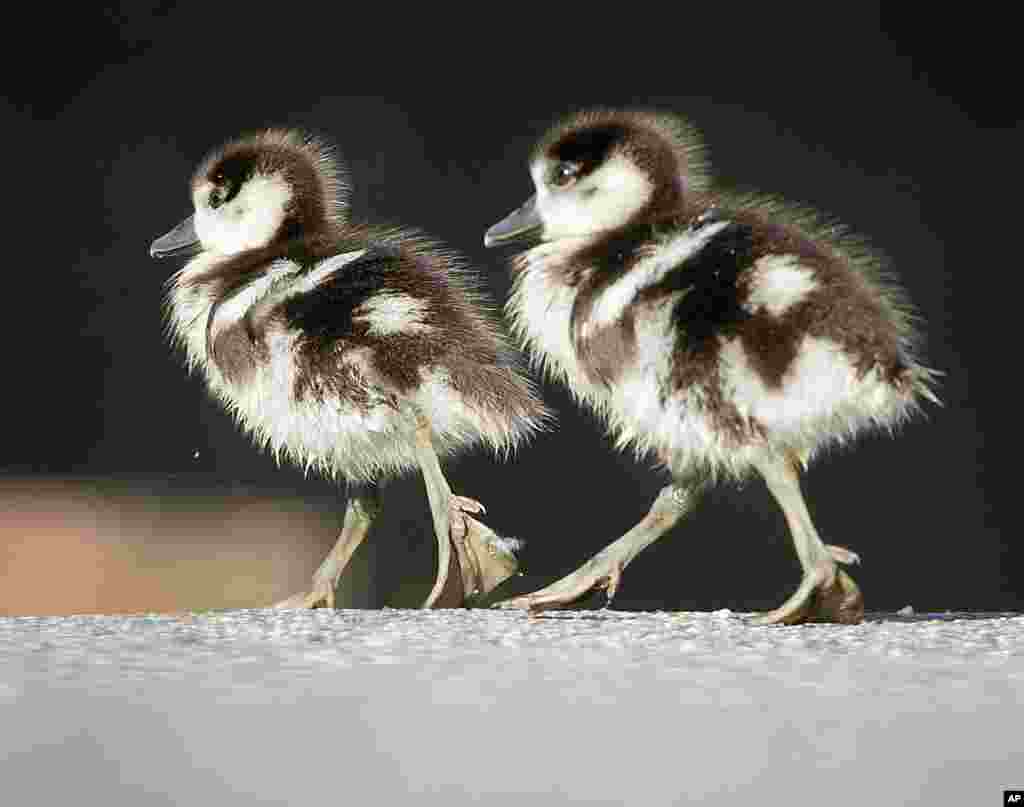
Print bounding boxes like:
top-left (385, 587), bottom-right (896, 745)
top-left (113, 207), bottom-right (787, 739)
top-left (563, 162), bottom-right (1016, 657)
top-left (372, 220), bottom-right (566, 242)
top-left (2, 609), bottom-right (1022, 805)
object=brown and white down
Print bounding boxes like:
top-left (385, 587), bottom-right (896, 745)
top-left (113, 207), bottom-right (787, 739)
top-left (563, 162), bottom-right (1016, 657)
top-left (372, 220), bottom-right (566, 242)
top-left (485, 109), bottom-right (938, 624)
top-left (152, 129), bottom-right (548, 608)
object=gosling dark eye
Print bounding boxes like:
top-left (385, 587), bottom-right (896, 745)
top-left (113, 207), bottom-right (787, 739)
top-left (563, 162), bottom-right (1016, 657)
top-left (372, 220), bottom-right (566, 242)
top-left (551, 162), bottom-right (580, 187)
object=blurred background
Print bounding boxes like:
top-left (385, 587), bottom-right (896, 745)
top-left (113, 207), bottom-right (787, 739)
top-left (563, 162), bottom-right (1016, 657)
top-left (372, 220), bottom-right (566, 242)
top-left (0, 4), bottom-right (1010, 615)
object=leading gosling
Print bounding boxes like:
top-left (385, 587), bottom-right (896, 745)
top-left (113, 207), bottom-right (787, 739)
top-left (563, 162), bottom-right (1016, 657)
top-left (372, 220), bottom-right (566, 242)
top-left (152, 129), bottom-right (547, 609)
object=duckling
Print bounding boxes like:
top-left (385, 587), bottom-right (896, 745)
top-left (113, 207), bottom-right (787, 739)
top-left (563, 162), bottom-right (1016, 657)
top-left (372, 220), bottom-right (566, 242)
top-left (151, 129), bottom-right (547, 609)
top-left (484, 109), bottom-right (938, 624)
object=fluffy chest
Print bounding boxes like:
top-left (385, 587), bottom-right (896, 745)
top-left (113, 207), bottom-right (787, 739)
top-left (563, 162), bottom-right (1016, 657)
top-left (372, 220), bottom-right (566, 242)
top-left (509, 248), bottom-right (604, 406)
top-left (170, 252), bottom-right (367, 382)
top-left (509, 234), bottom-right (737, 469)
top-left (510, 245), bottom-right (675, 415)
top-left (166, 252), bottom-right (417, 479)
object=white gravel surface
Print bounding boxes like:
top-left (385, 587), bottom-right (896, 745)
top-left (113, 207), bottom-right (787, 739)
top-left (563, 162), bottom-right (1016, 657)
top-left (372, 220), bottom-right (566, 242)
top-left (2, 609), bottom-right (1022, 805)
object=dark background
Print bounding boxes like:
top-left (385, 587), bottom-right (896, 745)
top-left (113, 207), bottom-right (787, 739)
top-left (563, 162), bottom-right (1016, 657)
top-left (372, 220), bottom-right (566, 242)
top-left (0, 4), bottom-right (1011, 613)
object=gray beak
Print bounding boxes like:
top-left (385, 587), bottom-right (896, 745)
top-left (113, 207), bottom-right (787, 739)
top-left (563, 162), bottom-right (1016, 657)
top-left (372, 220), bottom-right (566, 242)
top-left (484, 195), bottom-right (541, 247)
top-left (150, 215), bottom-right (201, 259)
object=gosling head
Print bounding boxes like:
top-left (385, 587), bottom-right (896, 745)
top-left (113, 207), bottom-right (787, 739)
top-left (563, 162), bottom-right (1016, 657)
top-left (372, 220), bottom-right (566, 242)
top-left (485, 108), bottom-right (708, 248)
top-left (151, 129), bottom-right (348, 260)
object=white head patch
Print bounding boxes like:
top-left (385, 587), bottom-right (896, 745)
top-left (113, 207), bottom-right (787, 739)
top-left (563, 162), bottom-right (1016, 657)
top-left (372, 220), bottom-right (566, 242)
top-left (531, 152), bottom-right (653, 240)
top-left (193, 172), bottom-right (293, 256)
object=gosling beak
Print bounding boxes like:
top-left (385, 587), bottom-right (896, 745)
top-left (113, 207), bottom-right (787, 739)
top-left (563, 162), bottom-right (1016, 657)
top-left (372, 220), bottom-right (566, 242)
top-left (484, 195), bottom-right (541, 247)
top-left (150, 215), bottom-right (201, 259)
